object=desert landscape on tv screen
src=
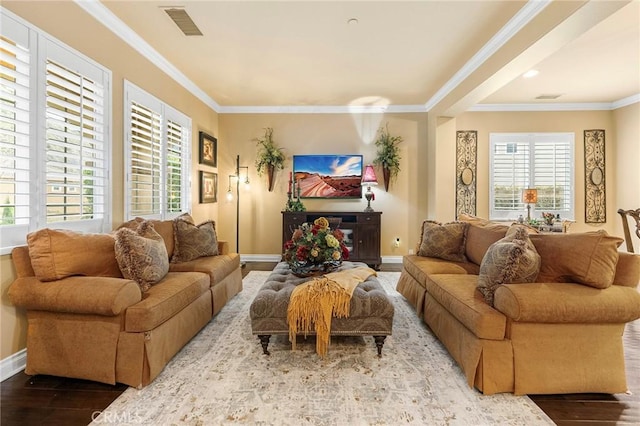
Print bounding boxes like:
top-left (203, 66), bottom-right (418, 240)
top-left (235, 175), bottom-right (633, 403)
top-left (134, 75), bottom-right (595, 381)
top-left (293, 155), bottom-right (363, 198)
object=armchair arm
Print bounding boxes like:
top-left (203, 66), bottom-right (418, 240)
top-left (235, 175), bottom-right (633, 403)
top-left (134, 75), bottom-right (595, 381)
top-left (8, 276), bottom-right (141, 316)
top-left (494, 282), bottom-right (640, 323)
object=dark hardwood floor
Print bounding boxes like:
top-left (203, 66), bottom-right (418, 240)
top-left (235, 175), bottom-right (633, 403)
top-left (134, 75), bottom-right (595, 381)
top-left (2, 262), bottom-right (638, 426)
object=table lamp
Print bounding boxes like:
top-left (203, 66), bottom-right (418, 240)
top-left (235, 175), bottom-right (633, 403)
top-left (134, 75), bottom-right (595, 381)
top-left (522, 188), bottom-right (538, 222)
top-left (361, 164), bottom-right (378, 212)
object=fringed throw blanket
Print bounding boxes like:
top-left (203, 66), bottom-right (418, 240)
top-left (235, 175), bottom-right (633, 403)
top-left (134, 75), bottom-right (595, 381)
top-left (287, 267), bottom-right (376, 358)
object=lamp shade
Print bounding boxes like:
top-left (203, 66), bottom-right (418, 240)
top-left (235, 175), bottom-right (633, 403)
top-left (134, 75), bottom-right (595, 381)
top-left (522, 188), bottom-right (538, 203)
top-left (361, 164), bottom-right (378, 186)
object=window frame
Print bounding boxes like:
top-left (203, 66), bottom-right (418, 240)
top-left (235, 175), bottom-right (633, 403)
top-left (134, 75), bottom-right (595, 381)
top-left (489, 132), bottom-right (575, 222)
top-left (0, 9), bottom-right (112, 254)
top-left (123, 80), bottom-right (191, 221)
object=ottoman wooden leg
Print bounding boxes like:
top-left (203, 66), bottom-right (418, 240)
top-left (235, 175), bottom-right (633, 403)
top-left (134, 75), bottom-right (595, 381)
top-left (258, 335), bottom-right (271, 355)
top-left (374, 336), bottom-right (386, 357)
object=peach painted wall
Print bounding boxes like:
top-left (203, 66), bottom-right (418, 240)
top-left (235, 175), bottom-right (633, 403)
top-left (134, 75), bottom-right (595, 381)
top-left (613, 102), bottom-right (640, 251)
top-left (218, 113), bottom-right (427, 259)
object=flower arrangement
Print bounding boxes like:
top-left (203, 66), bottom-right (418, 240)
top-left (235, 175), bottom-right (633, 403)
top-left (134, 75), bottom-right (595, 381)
top-left (542, 212), bottom-right (555, 225)
top-left (283, 217), bottom-right (350, 276)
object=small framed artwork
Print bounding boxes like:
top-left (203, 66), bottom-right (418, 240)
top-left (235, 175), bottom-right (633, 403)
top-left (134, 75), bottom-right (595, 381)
top-left (199, 131), bottom-right (217, 167)
top-left (200, 171), bottom-right (217, 203)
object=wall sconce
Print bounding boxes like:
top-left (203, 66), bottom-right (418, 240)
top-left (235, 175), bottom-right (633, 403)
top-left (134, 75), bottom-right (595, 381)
top-left (227, 155), bottom-right (250, 262)
top-left (361, 164), bottom-right (378, 212)
top-left (522, 188), bottom-right (538, 222)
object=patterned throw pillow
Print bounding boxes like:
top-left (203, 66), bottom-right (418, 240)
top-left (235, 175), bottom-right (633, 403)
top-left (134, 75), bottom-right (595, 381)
top-left (171, 219), bottom-right (219, 263)
top-left (417, 221), bottom-right (468, 262)
top-left (114, 221), bottom-right (169, 292)
top-left (477, 225), bottom-right (541, 306)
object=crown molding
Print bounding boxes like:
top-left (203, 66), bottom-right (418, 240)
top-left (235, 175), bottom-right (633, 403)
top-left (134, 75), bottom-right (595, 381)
top-left (73, 0), bottom-right (220, 113)
top-left (424, 0), bottom-right (552, 112)
top-left (468, 94), bottom-right (640, 112)
top-left (219, 104), bottom-right (426, 114)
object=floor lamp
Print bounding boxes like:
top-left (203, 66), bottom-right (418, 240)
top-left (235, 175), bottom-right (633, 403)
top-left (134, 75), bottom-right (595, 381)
top-left (226, 154), bottom-right (249, 266)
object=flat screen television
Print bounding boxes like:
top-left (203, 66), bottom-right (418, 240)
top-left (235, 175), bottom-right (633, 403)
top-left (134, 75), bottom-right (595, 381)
top-left (292, 154), bottom-right (363, 199)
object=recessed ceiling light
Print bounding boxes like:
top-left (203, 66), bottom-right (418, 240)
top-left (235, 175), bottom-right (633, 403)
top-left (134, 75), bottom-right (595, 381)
top-left (347, 18), bottom-right (359, 25)
top-left (523, 69), bottom-right (539, 78)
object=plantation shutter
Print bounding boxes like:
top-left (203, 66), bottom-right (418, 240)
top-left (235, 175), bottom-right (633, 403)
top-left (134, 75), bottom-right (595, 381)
top-left (124, 81), bottom-right (191, 220)
top-left (129, 100), bottom-right (162, 217)
top-left (533, 137), bottom-right (572, 212)
top-left (491, 137), bottom-right (530, 216)
top-left (165, 117), bottom-right (186, 214)
top-left (0, 30), bottom-right (31, 247)
top-left (45, 60), bottom-right (106, 223)
top-left (490, 133), bottom-right (574, 221)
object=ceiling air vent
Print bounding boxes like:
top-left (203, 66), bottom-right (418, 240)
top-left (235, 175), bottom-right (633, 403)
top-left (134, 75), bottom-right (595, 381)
top-left (163, 8), bottom-right (203, 36)
top-left (535, 94), bottom-right (563, 100)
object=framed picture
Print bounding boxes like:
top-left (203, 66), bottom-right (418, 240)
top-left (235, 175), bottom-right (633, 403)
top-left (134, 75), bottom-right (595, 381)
top-left (292, 154), bottom-right (363, 198)
top-left (200, 171), bottom-right (217, 203)
top-left (199, 131), bottom-right (217, 167)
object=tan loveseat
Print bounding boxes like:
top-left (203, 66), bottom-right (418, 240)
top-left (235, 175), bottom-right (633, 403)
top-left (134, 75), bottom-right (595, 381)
top-left (8, 216), bottom-right (242, 388)
top-left (397, 215), bottom-right (640, 395)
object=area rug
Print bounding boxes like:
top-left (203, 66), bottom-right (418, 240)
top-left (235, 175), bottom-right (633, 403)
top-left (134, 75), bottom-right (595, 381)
top-left (92, 271), bottom-right (554, 425)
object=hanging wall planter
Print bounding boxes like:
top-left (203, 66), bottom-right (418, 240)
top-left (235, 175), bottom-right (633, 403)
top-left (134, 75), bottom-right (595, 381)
top-left (373, 123), bottom-right (403, 192)
top-left (254, 127), bottom-right (285, 192)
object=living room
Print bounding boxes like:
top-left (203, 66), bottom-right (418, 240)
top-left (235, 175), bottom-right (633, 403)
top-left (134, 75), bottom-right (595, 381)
top-left (1, 1), bottom-right (639, 424)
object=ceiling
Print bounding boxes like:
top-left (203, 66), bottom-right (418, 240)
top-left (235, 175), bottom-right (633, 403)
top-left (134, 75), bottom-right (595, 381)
top-left (98, 0), bottom-right (640, 111)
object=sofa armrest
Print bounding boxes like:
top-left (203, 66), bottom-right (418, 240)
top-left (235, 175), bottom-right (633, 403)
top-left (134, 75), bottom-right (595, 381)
top-left (218, 240), bottom-right (230, 255)
top-left (8, 276), bottom-right (142, 316)
top-left (614, 252), bottom-right (640, 288)
top-left (494, 282), bottom-right (640, 323)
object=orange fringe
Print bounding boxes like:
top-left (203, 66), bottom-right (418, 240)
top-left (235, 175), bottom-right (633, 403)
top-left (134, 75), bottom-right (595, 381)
top-left (287, 267), bottom-right (376, 358)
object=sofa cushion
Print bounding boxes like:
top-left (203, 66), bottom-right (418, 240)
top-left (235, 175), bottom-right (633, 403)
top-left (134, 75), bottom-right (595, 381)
top-left (114, 221), bottom-right (170, 292)
top-left (477, 225), bottom-right (541, 306)
top-left (169, 252), bottom-right (241, 285)
top-left (171, 219), bottom-right (219, 263)
top-left (458, 214), bottom-right (509, 265)
top-left (402, 255), bottom-right (478, 289)
top-left (417, 221), bottom-right (468, 262)
top-left (425, 274), bottom-right (506, 340)
top-left (125, 271), bottom-right (210, 332)
top-left (27, 228), bottom-right (122, 281)
top-left (530, 231), bottom-right (622, 289)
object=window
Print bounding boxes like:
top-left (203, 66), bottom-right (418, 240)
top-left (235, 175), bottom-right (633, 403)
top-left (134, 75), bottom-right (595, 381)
top-left (124, 81), bottom-right (190, 220)
top-left (0, 10), bottom-right (111, 253)
top-left (490, 133), bottom-right (574, 221)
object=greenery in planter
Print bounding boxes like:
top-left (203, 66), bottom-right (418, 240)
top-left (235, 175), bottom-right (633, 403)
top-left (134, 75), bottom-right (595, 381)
top-left (254, 127), bottom-right (285, 176)
top-left (373, 123), bottom-right (403, 190)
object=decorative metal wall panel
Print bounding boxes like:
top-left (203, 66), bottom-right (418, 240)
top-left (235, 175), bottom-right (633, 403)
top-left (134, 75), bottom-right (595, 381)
top-left (456, 130), bottom-right (477, 218)
top-left (584, 129), bottom-right (606, 223)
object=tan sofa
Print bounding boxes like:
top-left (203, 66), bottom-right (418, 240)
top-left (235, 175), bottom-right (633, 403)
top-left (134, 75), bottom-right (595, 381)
top-left (397, 216), bottom-right (640, 395)
top-left (8, 217), bottom-right (242, 388)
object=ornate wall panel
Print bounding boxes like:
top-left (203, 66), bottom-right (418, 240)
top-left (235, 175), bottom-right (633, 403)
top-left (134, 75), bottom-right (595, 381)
top-left (584, 129), bottom-right (606, 223)
top-left (456, 131), bottom-right (477, 218)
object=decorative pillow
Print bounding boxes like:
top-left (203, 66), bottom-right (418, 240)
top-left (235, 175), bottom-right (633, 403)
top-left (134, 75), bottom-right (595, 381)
top-left (529, 230), bottom-right (622, 289)
top-left (477, 225), bottom-right (541, 306)
top-left (171, 219), bottom-right (219, 263)
top-left (27, 228), bottom-right (122, 281)
top-left (114, 221), bottom-right (169, 292)
top-left (417, 221), bottom-right (468, 262)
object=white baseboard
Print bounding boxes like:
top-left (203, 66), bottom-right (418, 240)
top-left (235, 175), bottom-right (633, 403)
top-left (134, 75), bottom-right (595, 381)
top-left (241, 254), bottom-right (403, 264)
top-left (0, 349), bottom-right (26, 382)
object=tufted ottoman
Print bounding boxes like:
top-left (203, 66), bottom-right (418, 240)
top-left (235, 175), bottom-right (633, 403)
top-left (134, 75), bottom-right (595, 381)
top-left (250, 261), bottom-right (394, 356)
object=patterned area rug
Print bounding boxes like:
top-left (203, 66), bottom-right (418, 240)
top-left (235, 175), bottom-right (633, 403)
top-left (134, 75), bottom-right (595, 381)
top-left (93, 271), bottom-right (554, 425)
